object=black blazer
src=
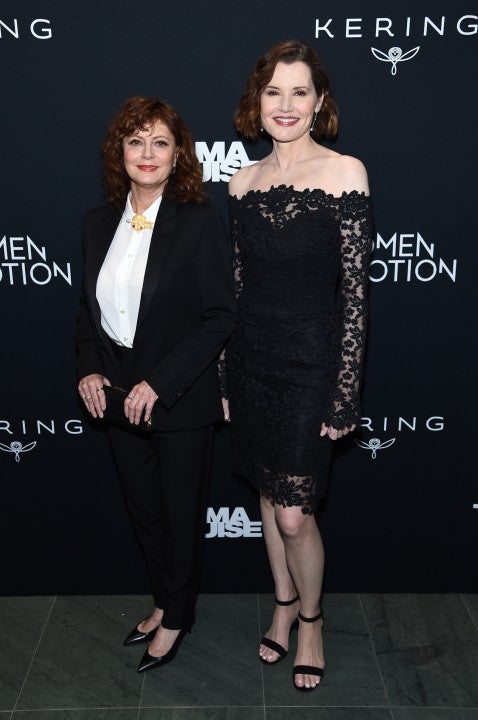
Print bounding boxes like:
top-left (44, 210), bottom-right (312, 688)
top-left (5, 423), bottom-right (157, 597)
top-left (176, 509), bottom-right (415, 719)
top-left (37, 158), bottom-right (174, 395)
top-left (76, 198), bottom-right (236, 432)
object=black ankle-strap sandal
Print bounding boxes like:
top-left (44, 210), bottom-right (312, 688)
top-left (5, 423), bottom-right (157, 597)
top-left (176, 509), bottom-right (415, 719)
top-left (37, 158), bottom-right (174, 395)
top-left (259, 595), bottom-right (299, 665)
top-left (298, 610), bottom-right (323, 623)
top-left (275, 595), bottom-right (299, 606)
top-left (293, 609), bottom-right (325, 691)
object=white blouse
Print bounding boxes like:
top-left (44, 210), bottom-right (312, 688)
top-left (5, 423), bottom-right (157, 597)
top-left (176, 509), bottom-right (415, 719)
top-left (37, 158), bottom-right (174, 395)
top-left (96, 193), bottom-right (162, 348)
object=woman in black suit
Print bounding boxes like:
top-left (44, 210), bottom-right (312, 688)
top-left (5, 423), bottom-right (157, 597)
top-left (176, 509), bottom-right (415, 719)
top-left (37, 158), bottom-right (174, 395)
top-left (76, 96), bottom-right (235, 673)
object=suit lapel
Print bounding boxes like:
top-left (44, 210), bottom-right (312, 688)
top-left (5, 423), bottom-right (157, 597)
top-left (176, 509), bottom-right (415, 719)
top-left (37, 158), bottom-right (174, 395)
top-left (136, 197), bottom-right (177, 331)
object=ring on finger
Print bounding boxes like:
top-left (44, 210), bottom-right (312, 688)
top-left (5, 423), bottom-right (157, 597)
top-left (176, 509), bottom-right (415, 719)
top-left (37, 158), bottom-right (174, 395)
top-left (86, 396), bottom-right (92, 401)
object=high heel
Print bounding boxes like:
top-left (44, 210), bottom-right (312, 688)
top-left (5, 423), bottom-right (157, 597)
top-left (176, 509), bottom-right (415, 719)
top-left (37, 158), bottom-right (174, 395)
top-left (293, 610), bottom-right (325, 691)
top-left (137, 628), bottom-right (190, 673)
top-left (259, 595), bottom-right (299, 665)
top-left (123, 619), bottom-right (158, 647)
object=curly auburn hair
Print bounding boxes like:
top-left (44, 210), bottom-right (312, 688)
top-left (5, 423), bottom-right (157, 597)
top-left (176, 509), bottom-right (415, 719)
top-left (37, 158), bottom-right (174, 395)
top-left (102, 96), bottom-right (206, 207)
top-left (234, 40), bottom-right (338, 142)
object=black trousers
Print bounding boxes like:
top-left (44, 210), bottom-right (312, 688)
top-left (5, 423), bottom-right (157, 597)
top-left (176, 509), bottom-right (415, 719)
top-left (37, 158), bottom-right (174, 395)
top-left (105, 340), bottom-right (214, 629)
top-left (108, 423), bottom-right (214, 629)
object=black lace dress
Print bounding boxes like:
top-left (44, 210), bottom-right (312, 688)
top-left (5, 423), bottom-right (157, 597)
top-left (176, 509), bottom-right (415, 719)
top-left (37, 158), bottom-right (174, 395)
top-left (225, 185), bottom-right (373, 515)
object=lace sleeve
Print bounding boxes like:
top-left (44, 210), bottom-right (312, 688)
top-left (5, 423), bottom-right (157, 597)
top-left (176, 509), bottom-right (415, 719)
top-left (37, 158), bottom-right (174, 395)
top-left (230, 209), bottom-right (244, 299)
top-left (327, 192), bottom-right (373, 430)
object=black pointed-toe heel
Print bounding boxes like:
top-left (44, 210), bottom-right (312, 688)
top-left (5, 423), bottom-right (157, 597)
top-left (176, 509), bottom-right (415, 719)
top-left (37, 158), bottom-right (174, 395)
top-left (123, 620), bottom-right (158, 647)
top-left (137, 628), bottom-right (190, 673)
top-left (260, 595), bottom-right (299, 665)
top-left (293, 609), bottom-right (325, 691)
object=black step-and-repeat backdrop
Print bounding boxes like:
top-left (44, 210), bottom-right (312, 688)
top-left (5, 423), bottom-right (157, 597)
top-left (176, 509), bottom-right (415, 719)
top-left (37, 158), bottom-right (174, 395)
top-left (1, 0), bottom-right (476, 594)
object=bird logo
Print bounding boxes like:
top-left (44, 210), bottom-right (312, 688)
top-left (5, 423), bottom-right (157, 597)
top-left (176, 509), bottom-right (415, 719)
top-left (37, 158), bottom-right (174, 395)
top-left (371, 46), bottom-right (420, 75)
top-left (0, 440), bottom-right (37, 462)
top-left (355, 437), bottom-right (396, 459)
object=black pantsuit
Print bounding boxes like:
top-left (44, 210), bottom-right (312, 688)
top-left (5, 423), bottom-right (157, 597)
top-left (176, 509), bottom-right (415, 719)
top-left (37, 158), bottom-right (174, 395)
top-left (109, 423), bottom-right (214, 628)
top-left (76, 198), bottom-right (236, 628)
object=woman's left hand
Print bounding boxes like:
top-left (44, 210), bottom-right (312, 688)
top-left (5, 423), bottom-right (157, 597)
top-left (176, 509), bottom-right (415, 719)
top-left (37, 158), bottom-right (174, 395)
top-left (124, 381), bottom-right (159, 425)
top-left (320, 422), bottom-right (356, 440)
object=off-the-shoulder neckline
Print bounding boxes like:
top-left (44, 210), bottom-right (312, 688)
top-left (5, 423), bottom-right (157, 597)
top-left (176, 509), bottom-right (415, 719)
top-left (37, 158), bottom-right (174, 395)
top-left (229, 184), bottom-right (370, 202)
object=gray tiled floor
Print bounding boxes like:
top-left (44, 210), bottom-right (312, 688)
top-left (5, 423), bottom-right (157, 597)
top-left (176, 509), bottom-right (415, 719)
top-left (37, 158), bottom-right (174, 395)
top-left (1, 594), bottom-right (477, 719)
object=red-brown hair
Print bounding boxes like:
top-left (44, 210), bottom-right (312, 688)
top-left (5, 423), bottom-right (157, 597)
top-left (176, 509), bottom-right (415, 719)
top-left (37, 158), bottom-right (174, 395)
top-left (102, 96), bottom-right (206, 207)
top-left (234, 40), bottom-right (338, 142)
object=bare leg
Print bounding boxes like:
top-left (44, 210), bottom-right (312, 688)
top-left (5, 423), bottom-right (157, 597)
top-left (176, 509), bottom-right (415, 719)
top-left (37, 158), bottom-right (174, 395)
top-left (259, 495), bottom-right (299, 662)
top-left (137, 607), bottom-right (164, 633)
top-left (138, 610), bottom-right (183, 660)
top-left (148, 625), bottom-right (182, 658)
top-left (275, 504), bottom-right (325, 689)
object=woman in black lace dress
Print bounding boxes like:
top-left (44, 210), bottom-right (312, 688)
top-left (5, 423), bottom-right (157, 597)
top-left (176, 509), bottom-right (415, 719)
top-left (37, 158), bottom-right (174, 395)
top-left (225, 41), bottom-right (373, 691)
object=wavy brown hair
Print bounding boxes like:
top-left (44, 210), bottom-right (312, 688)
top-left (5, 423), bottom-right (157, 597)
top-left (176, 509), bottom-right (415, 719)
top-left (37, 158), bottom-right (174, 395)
top-left (234, 40), bottom-right (338, 142)
top-left (102, 96), bottom-right (206, 207)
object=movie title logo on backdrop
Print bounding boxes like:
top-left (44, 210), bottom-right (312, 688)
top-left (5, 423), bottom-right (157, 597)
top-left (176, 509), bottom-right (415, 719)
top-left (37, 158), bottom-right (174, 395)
top-left (0, 419), bottom-right (83, 462)
top-left (0, 18), bottom-right (52, 39)
top-left (0, 235), bottom-right (72, 286)
top-left (195, 141), bottom-right (258, 183)
top-left (314, 15), bottom-right (477, 75)
top-left (356, 414), bottom-right (444, 459)
top-left (370, 232), bottom-right (457, 284)
top-left (205, 506), bottom-right (262, 538)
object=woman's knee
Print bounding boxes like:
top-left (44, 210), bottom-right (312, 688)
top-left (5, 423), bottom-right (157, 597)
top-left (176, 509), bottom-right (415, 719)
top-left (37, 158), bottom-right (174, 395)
top-left (275, 506), bottom-right (312, 539)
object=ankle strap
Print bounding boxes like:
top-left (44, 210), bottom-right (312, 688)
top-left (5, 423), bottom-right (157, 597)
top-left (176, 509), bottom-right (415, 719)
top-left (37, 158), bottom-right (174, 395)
top-left (275, 595), bottom-right (299, 606)
top-left (298, 610), bottom-right (323, 623)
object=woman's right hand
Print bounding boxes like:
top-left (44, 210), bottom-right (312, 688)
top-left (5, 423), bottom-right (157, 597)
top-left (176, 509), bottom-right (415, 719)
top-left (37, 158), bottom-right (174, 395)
top-left (78, 374), bottom-right (112, 418)
top-left (320, 422), bottom-right (356, 440)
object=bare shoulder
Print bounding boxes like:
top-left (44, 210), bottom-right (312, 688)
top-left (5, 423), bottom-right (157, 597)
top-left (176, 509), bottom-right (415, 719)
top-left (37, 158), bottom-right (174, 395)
top-left (229, 164), bottom-right (259, 198)
top-left (335, 155), bottom-right (370, 194)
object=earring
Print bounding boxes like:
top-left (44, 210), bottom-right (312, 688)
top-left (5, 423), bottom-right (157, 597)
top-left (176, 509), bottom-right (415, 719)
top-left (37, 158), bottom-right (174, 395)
top-left (310, 110), bottom-right (318, 134)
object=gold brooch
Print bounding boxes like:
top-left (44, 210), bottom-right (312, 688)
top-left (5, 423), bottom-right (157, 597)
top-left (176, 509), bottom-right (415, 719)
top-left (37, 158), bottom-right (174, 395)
top-left (131, 214), bottom-right (153, 232)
